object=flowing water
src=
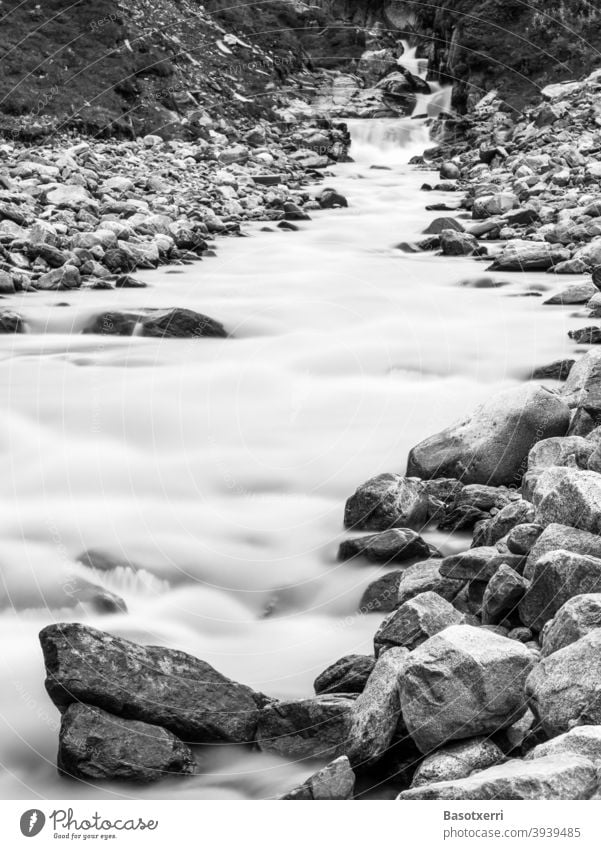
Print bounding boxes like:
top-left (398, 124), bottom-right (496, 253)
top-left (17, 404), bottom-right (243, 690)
top-left (0, 118), bottom-right (586, 800)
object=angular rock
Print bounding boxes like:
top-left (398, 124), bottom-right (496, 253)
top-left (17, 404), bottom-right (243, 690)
top-left (374, 592), bottom-right (464, 656)
top-left (477, 500), bottom-right (535, 546)
top-left (407, 385), bottom-right (569, 486)
top-left (483, 565), bottom-right (529, 624)
top-left (526, 630), bottom-right (601, 736)
top-left (39, 623), bottom-right (265, 743)
top-left (440, 230), bottom-right (479, 256)
top-left (399, 625), bottom-right (534, 753)
top-left (359, 570), bottom-right (404, 613)
top-left (527, 726), bottom-right (601, 766)
top-left (540, 593), bottom-right (601, 656)
top-left (507, 523), bottom-right (543, 555)
top-left (398, 755), bottom-right (596, 800)
top-left (569, 326), bottom-right (601, 344)
top-left (279, 756), bottom-right (355, 800)
top-left (410, 737), bottom-right (504, 788)
top-left (520, 550), bottom-right (601, 631)
top-left (338, 528), bottom-right (430, 564)
top-left (396, 560), bottom-right (464, 607)
top-left (544, 281), bottom-right (597, 305)
top-left (256, 695), bottom-right (354, 760)
top-left (472, 193), bottom-right (518, 219)
top-left (314, 655), bottom-right (375, 696)
top-left (58, 703), bottom-right (194, 783)
top-left (532, 466), bottom-right (601, 533)
top-left (524, 522), bottom-right (601, 579)
top-left (423, 217), bottom-right (464, 235)
top-left (0, 310), bottom-right (25, 333)
top-left (344, 474), bottom-right (428, 531)
top-left (531, 359), bottom-right (575, 381)
top-left (440, 548), bottom-right (523, 582)
top-left (527, 436), bottom-right (594, 473)
top-left (36, 264), bottom-right (81, 290)
top-left (488, 240), bottom-right (570, 271)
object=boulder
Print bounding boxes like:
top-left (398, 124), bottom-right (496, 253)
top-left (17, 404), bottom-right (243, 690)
top-left (46, 185), bottom-right (96, 208)
top-left (472, 193), bottom-right (518, 219)
top-left (423, 217), bottom-right (464, 235)
top-left (524, 523), bottom-right (601, 579)
top-left (440, 548), bottom-right (523, 582)
top-left (482, 565), bottom-right (529, 624)
top-left (396, 560), bottom-right (464, 607)
top-left (406, 385), bottom-right (569, 486)
top-left (527, 436), bottom-right (594, 473)
top-left (562, 351), bottom-right (601, 416)
top-left (439, 231), bottom-right (479, 256)
top-left (526, 726), bottom-right (601, 766)
top-left (530, 359), bottom-right (575, 381)
top-left (58, 703), bottom-right (194, 783)
top-left (39, 623), bottom-right (265, 743)
top-left (540, 594), bottom-right (601, 656)
top-left (344, 474), bottom-right (428, 531)
top-left (398, 755), bottom-right (596, 800)
top-left (256, 695), bottom-right (354, 760)
top-left (507, 523), bottom-right (543, 555)
top-left (520, 550), bottom-right (601, 631)
top-left (345, 647), bottom-right (408, 767)
top-left (410, 737), bottom-right (504, 788)
top-left (440, 162), bottom-right (460, 180)
top-left (338, 528), bottom-right (430, 564)
top-left (568, 326), bottom-right (601, 344)
top-left (544, 282), bottom-right (597, 304)
top-left (399, 625), bottom-right (534, 753)
top-left (532, 466), bottom-right (601, 533)
top-left (488, 240), bottom-right (570, 271)
top-left (36, 265), bottom-right (81, 290)
top-left (140, 308), bottom-right (227, 339)
top-left (314, 655), bottom-right (375, 695)
top-left (279, 756), bottom-right (355, 800)
top-left (374, 592), bottom-right (463, 655)
top-left (0, 310), bottom-right (25, 333)
top-left (526, 630), bottom-right (601, 736)
top-left (477, 500), bottom-right (535, 546)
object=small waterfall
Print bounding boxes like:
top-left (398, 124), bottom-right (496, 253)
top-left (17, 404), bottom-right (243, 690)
top-left (396, 39), bottom-right (453, 118)
top-left (346, 117), bottom-right (431, 167)
top-left (397, 40), bottom-right (428, 80)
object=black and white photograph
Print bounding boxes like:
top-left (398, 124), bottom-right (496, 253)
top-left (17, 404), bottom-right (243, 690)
top-left (1, 0), bottom-right (601, 843)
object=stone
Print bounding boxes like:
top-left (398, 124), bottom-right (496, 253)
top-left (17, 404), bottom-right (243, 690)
top-left (359, 570), bottom-right (404, 613)
top-left (140, 308), bottom-right (227, 339)
top-left (374, 592), bottom-right (464, 655)
top-left (314, 655), bottom-right (375, 695)
top-left (562, 351), bottom-right (601, 415)
top-left (423, 217), bottom-right (464, 235)
top-left (46, 185), bottom-right (96, 209)
top-left (256, 695), bottom-right (354, 760)
top-left (532, 466), bottom-right (601, 533)
top-left (318, 189), bottom-right (348, 209)
top-left (483, 565), bottom-right (529, 624)
top-left (410, 737), bottom-right (504, 788)
top-left (526, 630), bottom-right (601, 736)
top-left (398, 755), bottom-right (596, 800)
top-left (478, 500), bottom-right (535, 546)
top-left (524, 522), bottom-right (601, 580)
top-left (439, 231), bottom-right (479, 256)
top-left (396, 560), bottom-right (464, 607)
top-left (83, 311), bottom-right (140, 336)
top-left (526, 726), bottom-right (601, 765)
top-left (0, 310), bottom-right (25, 333)
top-left (344, 474), bottom-right (428, 531)
top-left (36, 265), bottom-right (81, 290)
top-left (407, 385), bottom-right (569, 486)
top-left (530, 359), bottom-right (575, 381)
top-left (0, 271), bottom-right (15, 294)
top-left (279, 756), bottom-right (355, 800)
top-left (544, 282), bottom-right (597, 305)
top-left (488, 240), bottom-right (570, 271)
top-left (39, 623), bottom-right (265, 744)
top-left (540, 594), bottom-right (601, 656)
top-left (472, 193), bottom-right (518, 219)
top-left (58, 703), bottom-right (194, 783)
top-left (440, 162), bottom-right (460, 180)
top-left (440, 548), bottom-right (523, 582)
top-left (507, 523), bottom-right (543, 555)
top-left (338, 529), bottom-right (430, 564)
top-left (569, 326), bottom-right (601, 344)
top-left (345, 647), bottom-right (408, 767)
top-left (520, 550), bottom-right (601, 631)
top-left (527, 436), bottom-right (594, 473)
top-left (399, 625), bottom-right (534, 753)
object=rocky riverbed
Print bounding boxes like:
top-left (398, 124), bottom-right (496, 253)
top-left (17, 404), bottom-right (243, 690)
top-left (6, 59), bottom-right (601, 800)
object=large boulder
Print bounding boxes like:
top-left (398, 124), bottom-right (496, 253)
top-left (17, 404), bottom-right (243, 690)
top-left (524, 522), bottom-right (601, 580)
top-left (398, 755), bottom-right (596, 800)
top-left (527, 437), bottom-right (594, 474)
top-left (407, 385), bottom-right (569, 486)
top-left (482, 565), bottom-right (529, 625)
top-left (39, 623), bottom-right (265, 743)
top-left (256, 695), bottom-right (354, 760)
top-left (562, 351), bottom-right (601, 417)
top-left (314, 655), bottom-right (375, 695)
top-left (541, 594), bottom-right (601, 656)
top-left (440, 547), bottom-right (523, 582)
top-left (345, 647), bottom-right (408, 768)
top-left (344, 474), bottom-right (428, 531)
top-left (338, 528), bottom-right (430, 564)
top-left (488, 239), bottom-right (570, 271)
top-left (526, 726), bottom-right (601, 765)
top-left (374, 591), bottom-right (463, 655)
top-left (396, 560), bottom-right (464, 607)
top-left (399, 625), bottom-right (534, 753)
top-left (532, 467), bottom-right (601, 533)
top-left (410, 737), bottom-right (504, 788)
top-left (520, 550), bottom-right (601, 631)
top-left (279, 756), bottom-right (355, 800)
top-left (140, 308), bottom-right (227, 339)
top-left (58, 703), bottom-right (194, 782)
top-left (526, 630), bottom-right (601, 736)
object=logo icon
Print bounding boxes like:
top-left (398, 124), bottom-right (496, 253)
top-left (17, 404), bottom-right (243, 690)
top-left (19, 810), bottom-right (45, 837)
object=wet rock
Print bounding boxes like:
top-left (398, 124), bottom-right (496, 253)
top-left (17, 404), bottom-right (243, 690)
top-left (562, 350), bottom-right (601, 417)
top-left (410, 737), bottom-right (504, 788)
top-left (532, 466), bottom-right (601, 533)
top-left (439, 484), bottom-right (515, 531)
top-left (528, 437), bottom-right (595, 474)
top-left (440, 230), bottom-right (479, 256)
top-left (398, 755), bottom-right (596, 800)
top-left (359, 571), bottom-right (403, 613)
top-left (83, 311), bottom-right (140, 336)
top-left (318, 188), bottom-right (348, 209)
top-left (0, 310), bottom-right (25, 333)
top-left (472, 193), bottom-right (518, 219)
top-left (256, 695), bottom-right (354, 760)
top-left (422, 477), bottom-right (464, 520)
top-left (488, 240), bottom-right (570, 271)
top-left (140, 308), bottom-right (227, 339)
top-left (36, 265), bottom-right (81, 290)
top-left (524, 522), bottom-right (601, 580)
top-left (478, 500), bottom-right (536, 546)
top-left (527, 726), bottom-right (601, 766)
top-left (345, 647), bottom-right (408, 768)
top-left (279, 755), bottom-right (355, 800)
top-left (58, 703), bottom-right (194, 783)
top-left (338, 528), bottom-right (430, 564)
top-left (423, 217), bottom-right (464, 235)
top-left (314, 655), bottom-right (375, 696)
top-left (482, 565), bottom-right (528, 625)
top-left (507, 523), bottom-right (543, 555)
top-left (39, 623), bottom-right (265, 744)
top-left (520, 550), bottom-right (601, 631)
top-left (541, 594), bottom-right (601, 656)
top-left (399, 625), bottom-right (534, 753)
top-left (396, 559), bottom-right (464, 607)
top-left (344, 474), bottom-right (428, 532)
top-left (530, 360), bottom-right (575, 381)
top-left (374, 592), bottom-right (464, 656)
top-left (440, 162), bottom-right (460, 180)
top-left (407, 385), bottom-right (569, 486)
top-left (569, 326), bottom-right (601, 344)
top-left (440, 548), bottom-right (523, 582)
top-left (526, 630), bottom-right (601, 736)
top-left (544, 282), bottom-right (597, 305)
